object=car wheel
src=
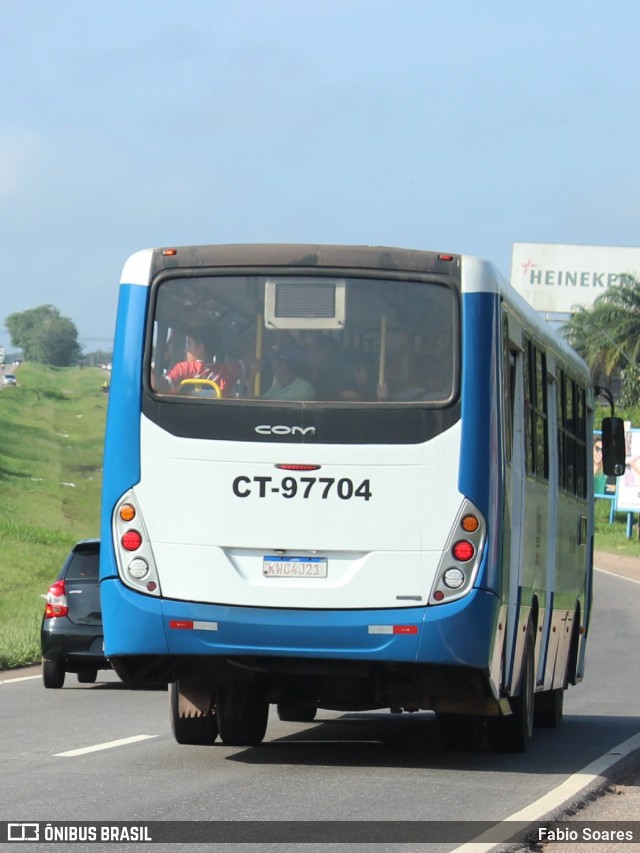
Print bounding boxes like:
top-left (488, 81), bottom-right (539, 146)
top-left (77, 669), bottom-right (98, 684)
top-left (42, 659), bottom-right (66, 689)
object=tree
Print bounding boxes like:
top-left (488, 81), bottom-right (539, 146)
top-left (5, 305), bottom-right (82, 367)
top-left (563, 277), bottom-right (640, 407)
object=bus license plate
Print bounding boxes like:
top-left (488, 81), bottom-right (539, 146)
top-left (263, 556), bottom-right (328, 578)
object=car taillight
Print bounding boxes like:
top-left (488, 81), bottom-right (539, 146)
top-left (44, 580), bottom-right (69, 618)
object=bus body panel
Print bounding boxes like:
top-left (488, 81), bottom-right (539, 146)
top-left (132, 417), bottom-right (464, 609)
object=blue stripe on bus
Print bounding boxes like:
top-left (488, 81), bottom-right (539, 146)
top-left (100, 283), bottom-right (148, 579)
top-left (458, 291), bottom-right (500, 515)
top-left (459, 291), bottom-right (504, 595)
top-left (101, 578), bottom-right (499, 668)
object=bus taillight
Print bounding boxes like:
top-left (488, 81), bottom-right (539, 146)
top-left (113, 492), bottom-right (162, 597)
top-left (429, 499), bottom-right (486, 605)
top-left (119, 504), bottom-right (136, 522)
top-left (443, 568), bottom-right (466, 589)
top-left (461, 514), bottom-right (479, 533)
top-left (121, 530), bottom-right (142, 551)
top-left (276, 464), bottom-right (321, 471)
top-left (452, 540), bottom-right (474, 562)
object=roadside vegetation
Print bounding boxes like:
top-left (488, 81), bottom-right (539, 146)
top-left (0, 365), bottom-right (639, 670)
top-left (0, 363), bottom-right (107, 669)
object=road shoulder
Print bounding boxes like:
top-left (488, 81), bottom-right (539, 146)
top-left (594, 550), bottom-right (640, 583)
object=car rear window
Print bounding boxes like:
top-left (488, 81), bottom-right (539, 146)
top-left (66, 550), bottom-right (99, 580)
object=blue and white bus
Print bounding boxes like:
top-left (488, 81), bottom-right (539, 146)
top-left (100, 244), bottom-right (619, 752)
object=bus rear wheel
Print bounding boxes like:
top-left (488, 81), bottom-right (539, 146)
top-left (534, 687), bottom-right (564, 728)
top-left (436, 713), bottom-right (482, 750)
top-left (277, 701), bottom-right (317, 723)
top-left (217, 683), bottom-right (269, 746)
top-left (170, 680), bottom-right (218, 745)
top-left (488, 622), bottom-right (535, 753)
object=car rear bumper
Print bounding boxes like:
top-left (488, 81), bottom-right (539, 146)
top-left (41, 621), bottom-right (109, 670)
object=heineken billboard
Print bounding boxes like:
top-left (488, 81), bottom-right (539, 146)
top-left (510, 242), bottom-right (640, 314)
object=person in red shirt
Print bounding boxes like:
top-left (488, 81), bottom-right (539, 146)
top-left (160, 331), bottom-right (247, 397)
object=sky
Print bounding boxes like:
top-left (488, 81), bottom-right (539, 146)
top-left (1, 0), bottom-right (639, 355)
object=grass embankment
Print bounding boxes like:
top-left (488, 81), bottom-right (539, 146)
top-left (0, 364), bottom-right (107, 668)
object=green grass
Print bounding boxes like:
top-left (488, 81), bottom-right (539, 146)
top-left (0, 365), bottom-right (638, 670)
top-left (594, 497), bottom-right (640, 555)
top-left (0, 363), bottom-right (107, 669)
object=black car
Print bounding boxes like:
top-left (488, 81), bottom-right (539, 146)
top-left (41, 539), bottom-right (111, 688)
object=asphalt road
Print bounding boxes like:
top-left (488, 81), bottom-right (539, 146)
top-left (529, 552), bottom-right (640, 853)
top-left (1, 560), bottom-right (640, 852)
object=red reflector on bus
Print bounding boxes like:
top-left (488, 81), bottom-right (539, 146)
top-left (393, 625), bottom-right (418, 634)
top-left (276, 464), bottom-right (321, 471)
top-left (169, 620), bottom-right (194, 630)
top-left (438, 254), bottom-right (454, 261)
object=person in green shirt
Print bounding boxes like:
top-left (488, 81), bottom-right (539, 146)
top-left (262, 345), bottom-right (316, 401)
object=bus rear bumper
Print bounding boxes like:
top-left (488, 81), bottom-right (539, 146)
top-left (103, 580), bottom-right (501, 710)
top-left (101, 578), bottom-right (498, 667)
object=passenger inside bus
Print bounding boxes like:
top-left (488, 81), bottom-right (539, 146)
top-left (338, 353), bottom-right (382, 401)
top-left (260, 344), bottom-right (316, 401)
top-left (304, 334), bottom-right (347, 400)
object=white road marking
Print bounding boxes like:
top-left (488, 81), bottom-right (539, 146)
top-left (54, 735), bottom-right (157, 757)
top-left (451, 731), bottom-right (640, 852)
top-left (0, 675), bottom-right (41, 685)
top-left (595, 566), bottom-right (640, 584)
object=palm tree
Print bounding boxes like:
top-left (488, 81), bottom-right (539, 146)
top-left (563, 277), bottom-right (640, 406)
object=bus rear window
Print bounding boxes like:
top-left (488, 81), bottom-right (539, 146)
top-left (148, 274), bottom-right (459, 406)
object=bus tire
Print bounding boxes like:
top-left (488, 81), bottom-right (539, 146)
top-left (217, 683), bottom-right (269, 746)
top-left (277, 701), bottom-right (317, 723)
top-left (170, 681), bottom-right (218, 745)
top-left (488, 621), bottom-right (535, 753)
top-left (42, 658), bottom-right (65, 689)
top-left (436, 713), bottom-right (482, 750)
top-left (534, 687), bottom-right (564, 728)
